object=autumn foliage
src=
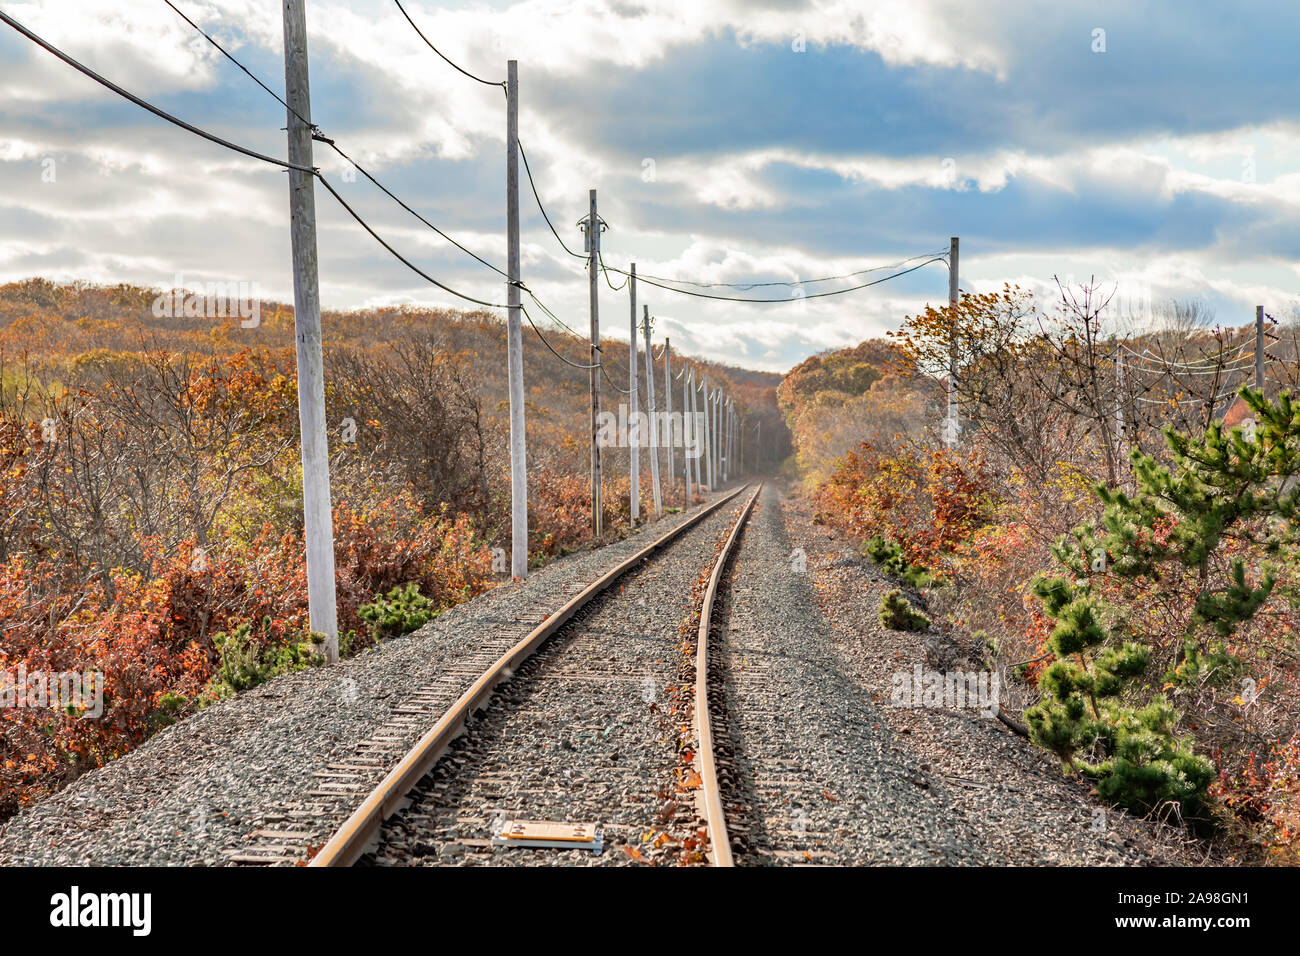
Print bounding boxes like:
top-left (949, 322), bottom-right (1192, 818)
top-left (784, 284), bottom-right (1300, 860)
top-left (0, 278), bottom-right (786, 818)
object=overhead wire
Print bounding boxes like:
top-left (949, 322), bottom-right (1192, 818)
top-left (392, 0), bottom-right (505, 88)
top-left (597, 256), bottom-right (949, 303)
top-left (317, 136), bottom-right (510, 278)
top-left (630, 249), bottom-right (950, 290)
top-left (1119, 340), bottom-right (1254, 369)
top-left (162, 0), bottom-right (511, 280)
top-left (316, 175), bottom-right (508, 308)
top-left (518, 140), bottom-right (588, 259)
top-left (600, 364), bottom-right (632, 394)
top-left (0, 9), bottom-right (309, 173)
top-left (30, 4), bottom-right (955, 378)
top-left (11, 3), bottom-right (640, 381)
top-left (521, 305), bottom-right (600, 369)
top-left (162, 0), bottom-right (311, 129)
top-left (597, 251), bottom-right (628, 291)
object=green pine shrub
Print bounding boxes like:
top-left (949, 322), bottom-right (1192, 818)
top-left (201, 617), bottom-right (324, 705)
top-left (358, 582), bottom-right (435, 641)
top-left (1024, 387), bottom-right (1300, 827)
top-left (864, 535), bottom-right (936, 587)
top-left (879, 588), bottom-right (930, 631)
top-left (1024, 574), bottom-right (1213, 821)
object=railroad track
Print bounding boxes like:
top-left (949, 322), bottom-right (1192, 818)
top-left (230, 479), bottom-right (834, 868)
top-left (692, 483), bottom-right (759, 865)
top-left (358, 483), bottom-right (763, 866)
top-left (693, 482), bottom-right (843, 865)
top-left (228, 483), bottom-right (753, 866)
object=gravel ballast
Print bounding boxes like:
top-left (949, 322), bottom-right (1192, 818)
top-left (777, 485), bottom-right (1220, 866)
top-left (0, 492), bottom-right (740, 866)
top-left (0, 479), bottom-right (1223, 866)
top-left (367, 495), bottom-right (751, 866)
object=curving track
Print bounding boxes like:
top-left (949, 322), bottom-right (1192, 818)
top-left (308, 484), bottom-right (757, 866)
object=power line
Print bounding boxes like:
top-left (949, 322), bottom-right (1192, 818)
top-left (520, 283), bottom-right (586, 340)
top-left (600, 363), bottom-right (632, 394)
top-left (521, 305), bottom-right (600, 369)
top-left (1136, 390), bottom-right (1240, 407)
top-left (1119, 340), bottom-right (1254, 369)
top-left (518, 140), bottom-right (587, 259)
top-left (631, 249), bottom-right (950, 290)
top-left (1130, 362), bottom-right (1257, 377)
top-left (0, 9), bottom-right (309, 173)
top-left (318, 137), bottom-right (509, 278)
top-left (16, 4), bottom-right (610, 374)
top-left (316, 174), bottom-right (508, 309)
top-left (393, 0), bottom-right (505, 88)
top-left (599, 256), bottom-right (949, 303)
top-left (597, 251), bottom-right (628, 291)
top-left (162, 0), bottom-right (311, 130)
top-left (164, 0), bottom-right (510, 280)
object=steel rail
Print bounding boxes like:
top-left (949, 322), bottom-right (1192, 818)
top-left (309, 483), bottom-right (750, 866)
top-left (694, 482), bottom-right (762, 867)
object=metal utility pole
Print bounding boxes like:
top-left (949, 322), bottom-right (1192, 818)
top-left (946, 235), bottom-right (960, 449)
top-left (282, 0), bottom-right (338, 662)
top-left (1256, 305), bottom-right (1266, 392)
top-left (664, 337), bottom-right (675, 505)
top-left (628, 264), bottom-right (639, 523)
top-left (505, 60), bottom-right (528, 578)
top-left (684, 367), bottom-right (694, 503)
top-left (587, 189), bottom-right (602, 536)
top-left (642, 305), bottom-right (663, 517)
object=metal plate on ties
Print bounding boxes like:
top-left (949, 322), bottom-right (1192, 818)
top-left (491, 820), bottom-right (603, 853)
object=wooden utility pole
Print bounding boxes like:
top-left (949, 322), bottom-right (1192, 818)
top-left (664, 337), bottom-right (674, 505)
top-left (946, 235), bottom-right (960, 449)
top-left (755, 419), bottom-right (761, 474)
top-left (719, 393), bottom-right (725, 483)
top-left (684, 367), bottom-right (694, 503)
top-left (702, 379), bottom-right (714, 490)
top-left (714, 390), bottom-right (722, 484)
top-left (1256, 305), bottom-right (1266, 392)
top-left (726, 400), bottom-right (733, 481)
top-left (628, 264), bottom-right (639, 523)
top-left (713, 388), bottom-right (721, 486)
top-left (730, 403), bottom-right (736, 479)
top-left (642, 305), bottom-right (663, 517)
top-left (721, 398), bottom-right (728, 482)
top-left (505, 60), bottom-right (527, 578)
top-left (587, 189), bottom-right (602, 536)
top-left (692, 373), bottom-right (703, 492)
top-left (282, 0), bottom-right (338, 662)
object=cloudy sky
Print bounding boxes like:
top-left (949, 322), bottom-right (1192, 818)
top-left (1, 0), bottom-right (1296, 371)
